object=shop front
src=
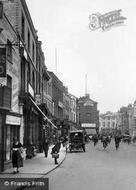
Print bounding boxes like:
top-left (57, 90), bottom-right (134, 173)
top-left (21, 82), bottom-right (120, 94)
top-left (0, 113), bottom-right (21, 171)
top-left (22, 96), bottom-right (42, 157)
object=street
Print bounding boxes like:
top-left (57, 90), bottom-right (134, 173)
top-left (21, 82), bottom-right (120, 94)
top-left (47, 140), bottom-right (136, 190)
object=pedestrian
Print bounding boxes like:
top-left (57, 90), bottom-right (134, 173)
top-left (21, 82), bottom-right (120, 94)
top-left (12, 137), bottom-right (23, 174)
top-left (42, 138), bottom-right (49, 157)
top-left (107, 135), bottom-right (111, 144)
top-left (62, 136), bottom-right (68, 147)
top-left (114, 134), bottom-right (121, 150)
top-left (51, 140), bottom-right (61, 164)
top-left (101, 135), bottom-right (109, 149)
top-left (92, 134), bottom-right (99, 146)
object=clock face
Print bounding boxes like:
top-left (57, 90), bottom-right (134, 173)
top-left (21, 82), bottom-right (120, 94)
top-left (84, 100), bottom-right (94, 106)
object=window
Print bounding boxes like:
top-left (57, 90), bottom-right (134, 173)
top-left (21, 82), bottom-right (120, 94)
top-left (27, 63), bottom-right (30, 83)
top-left (7, 74), bottom-right (12, 107)
top-left (107, 122), bottom-right (110, 128)
top-left (32, 71), bottom-right (35, 90)
top-left (21, 13), bottom-right (25, 41)
top-left (7, 75), bottom-right (12, 88)
top-left (32, 42), bottom-right (35, 61)
top-left (86, 113), bottom-right (91, 117)
top-left (112, 122), bottom-right (115, 128)
top-left (7, 40), bottom-right (12, 63)
top-left (27, 29), bottom-right (30, 52)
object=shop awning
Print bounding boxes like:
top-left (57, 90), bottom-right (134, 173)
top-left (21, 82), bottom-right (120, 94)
top-left (30, 97), bottom-right (57, 129)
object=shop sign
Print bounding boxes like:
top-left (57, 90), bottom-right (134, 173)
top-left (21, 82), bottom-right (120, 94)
top-left (35, 94), bottom-right (41, 105)
top-left (0, 48), bottom-right (6, 77)
top-left (6, 115), bottom-right (21, 125)
top-left (81, 123), bottom-right (96, 128)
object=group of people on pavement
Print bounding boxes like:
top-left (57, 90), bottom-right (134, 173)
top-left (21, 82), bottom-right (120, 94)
top-left (91, 133), bottom-right (122, 150)
top-left (11, 136), bottom-right (65, 174)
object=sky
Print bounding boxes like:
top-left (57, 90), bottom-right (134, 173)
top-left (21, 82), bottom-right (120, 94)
top-left (26, 0), bottom-right (136, 113)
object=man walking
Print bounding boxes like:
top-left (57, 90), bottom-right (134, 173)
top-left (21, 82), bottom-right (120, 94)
top-left (114, 134), bottom-right (122, 150)
top-left (43, 138), bottom-right (49, 157)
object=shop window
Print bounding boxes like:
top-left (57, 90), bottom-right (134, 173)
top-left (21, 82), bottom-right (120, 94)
top-left (5, 125), bottom-right (19, 161)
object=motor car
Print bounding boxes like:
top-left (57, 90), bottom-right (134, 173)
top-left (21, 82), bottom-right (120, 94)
top-left (122, 134), bottom-right (131, 143)
top-left (68, 130), bottom-right (86, 152)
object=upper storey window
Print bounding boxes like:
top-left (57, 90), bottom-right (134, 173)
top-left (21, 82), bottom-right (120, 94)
top-left (27, 29), bottom-right (30, 52)
top-left (21, 13), bottom-right (25, 41)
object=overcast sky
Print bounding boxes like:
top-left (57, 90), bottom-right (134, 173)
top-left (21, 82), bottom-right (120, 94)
top-left (26, 0), bottom-right (136, 113)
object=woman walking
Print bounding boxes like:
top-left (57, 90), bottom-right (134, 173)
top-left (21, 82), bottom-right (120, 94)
top-left (12, 137), bottom-right (23, 174)
top-left (51, 140), bottom-right (61, 164)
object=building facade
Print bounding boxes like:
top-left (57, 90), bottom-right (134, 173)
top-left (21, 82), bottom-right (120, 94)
top-left (48, 72), bottom-right (64, 122)
top-left (77, 94), bottom-right (99, 134)
top-left (0, 0), bottom-right (57, 171)
top-left (0, 1), bottom-right (22, 171)
top-left (99, 112), bottom-right (118, 135)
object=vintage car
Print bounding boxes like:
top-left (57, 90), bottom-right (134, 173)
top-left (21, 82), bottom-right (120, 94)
top-left (122, 134), bottom-right (131, 144)
top-left (68, 130), bottom-right (86, 152)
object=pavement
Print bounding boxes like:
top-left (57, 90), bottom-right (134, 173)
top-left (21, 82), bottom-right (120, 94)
top-left (0, 144), bottom-right (67, 178)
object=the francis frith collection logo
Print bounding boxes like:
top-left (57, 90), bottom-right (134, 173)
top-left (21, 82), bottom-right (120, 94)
top-left (89, 9), bottom-right (127, 31)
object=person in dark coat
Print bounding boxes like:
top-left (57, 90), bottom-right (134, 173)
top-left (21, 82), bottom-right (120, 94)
top-left (114, 134), bottom-right (122, 150)
top-left (51, 140), bottom-right (61, 164)
top-left (12, 137), bottom-right (23, 174)
top-left (43, 138), bottom-right (49, 157)
top-left (92, 134), bottom-right (99, 146)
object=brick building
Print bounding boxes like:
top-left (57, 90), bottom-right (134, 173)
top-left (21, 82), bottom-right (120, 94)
top-left (0, 0), bottom-right (57, 171)
top-left (77, 94), bottom-right (99, 134)
top-left (0, 1), bottom-right (21, 171)
top-left (48, 72), bottom-right (64, 121)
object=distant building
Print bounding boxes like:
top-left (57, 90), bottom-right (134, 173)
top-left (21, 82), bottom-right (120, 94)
top-left (118, 106), bottom-right (129, 134)
top-left (99, 112), bottom-right (118, 134)
top-left (77, 94), bottom-right (99, 134)
top-left (127, 102), bottom-right (136, 137)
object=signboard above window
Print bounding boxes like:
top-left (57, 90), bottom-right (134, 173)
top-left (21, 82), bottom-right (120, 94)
top-left (81, 123), bottom-right (96, 128)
